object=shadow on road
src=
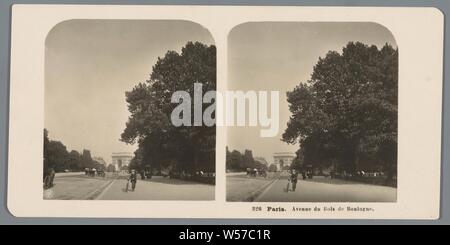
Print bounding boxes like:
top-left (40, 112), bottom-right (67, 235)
top-left (142, 176), bottom-right (212, 186)
top-left (301, 176), bottom-right (397, 188)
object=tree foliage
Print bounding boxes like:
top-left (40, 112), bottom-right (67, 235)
top-left (121, 42), bottom-right (216, 173)
top-left (283, 42), bottom-right (398, 174)
top-left (290, 148), bottom-right (305, 171)
top-left (226, 147), bottom-right (268, 171)
top-left (43, 129), bottom-right (105, 178)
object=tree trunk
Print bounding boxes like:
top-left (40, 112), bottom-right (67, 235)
top-left (353, 138), bottom-right (362, 172)
top-left (193, 150), bottom-right (199, 173)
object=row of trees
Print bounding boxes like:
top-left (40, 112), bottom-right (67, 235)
top-left (283, 42), bottom-right (398, 180)
top-left (43, 129), bottom-right (108, 177)
top-left (226, 147), bottom-right (268, 172)
top-left (121, 42), bottom-right (216, 174)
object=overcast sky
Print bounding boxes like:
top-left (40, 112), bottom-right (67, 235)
top-left (45, 20), bottom-right (214, 164)
top-left (227, 22), bottom-right (397, 163)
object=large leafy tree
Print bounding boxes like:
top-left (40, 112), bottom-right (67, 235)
top-left (226, 147), bottom-right (267, 171)
top-left (46, 140), bottom-right (69, 172)
top-left (226, 149), bottom-right (244, 171)
top-left (121, 42), bottom-right (216, 173)
top-left (243, 150), bottom-right (255, 170)
top-left (44, 129), bottom-right (50, 178)
top-left (67, 150), bottom-right (82, 171)
top-left (44, 129), bottom-right (100, 179)
top-left (290, 148), bottom-right (305, 171)
top-left (283, 42), bottom-right (398, 176)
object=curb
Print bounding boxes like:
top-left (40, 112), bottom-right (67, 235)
top-left (81, 179), bottom-right (115, 200)
top-left (246, 177), bottom-right (279, 202)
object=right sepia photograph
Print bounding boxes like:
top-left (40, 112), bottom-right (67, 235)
top-left (226, 22), bottom-right (398, 202)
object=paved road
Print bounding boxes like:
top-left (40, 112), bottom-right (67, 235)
top-left (97, 176), bottom-right (214, 200)
top-left (227, 173), bottom-right (279, 202)
top-left (44, 175), bottom-right (111, 200)
top-left (255, 177), bottom-right (397, 202)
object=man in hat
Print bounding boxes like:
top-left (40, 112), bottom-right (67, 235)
top-left (290, 169), bottom-right (299, 192)
top-left (128, 169), bottom-right (138, 192)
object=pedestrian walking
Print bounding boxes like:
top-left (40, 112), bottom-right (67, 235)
top-left (290, 169), bottom-right (299, 192)
top-left (285, 178), bottom-right (291, 193)
top-left (128, 169), bottom-right (138, 192)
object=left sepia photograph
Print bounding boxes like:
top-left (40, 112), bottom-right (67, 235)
top-left (43, 20), bottom-right (216, 201)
